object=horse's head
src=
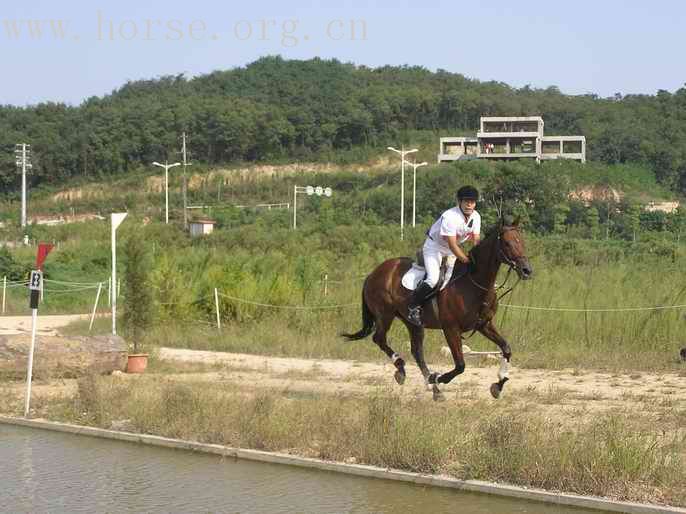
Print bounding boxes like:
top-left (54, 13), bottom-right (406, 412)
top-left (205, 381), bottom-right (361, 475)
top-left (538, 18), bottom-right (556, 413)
top-left (499, 216), bottom-right (533, 280)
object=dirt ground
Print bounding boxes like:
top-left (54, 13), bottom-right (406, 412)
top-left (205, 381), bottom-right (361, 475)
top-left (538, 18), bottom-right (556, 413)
top-left (2, 315), bottom-right (685, 416)
top-left (154, 347), bottom-right (686, 408)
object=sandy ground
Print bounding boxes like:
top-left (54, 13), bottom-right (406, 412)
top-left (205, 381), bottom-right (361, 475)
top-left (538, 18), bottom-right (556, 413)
top-left (156, 347), bottom-right (686, 407)
top-left (0, 314), bottom-right (89, 336)
top-left (1, 314), bottom-right (684, 416)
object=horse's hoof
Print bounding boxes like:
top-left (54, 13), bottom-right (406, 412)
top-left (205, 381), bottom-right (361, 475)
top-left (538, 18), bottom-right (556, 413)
top-left (394, 370), bottom-right (406, 385)
top-left (433, 388), bottom-right (446, 402)
top-left (490, 383), bottom-right (502, 399)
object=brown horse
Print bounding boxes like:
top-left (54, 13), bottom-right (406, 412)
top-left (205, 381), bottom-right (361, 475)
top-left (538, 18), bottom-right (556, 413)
top-left (342, 217), bottom-right (532, 401)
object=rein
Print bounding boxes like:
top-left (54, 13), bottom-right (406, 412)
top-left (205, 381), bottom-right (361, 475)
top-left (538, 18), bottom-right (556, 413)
top-left (465, 229), bottom-right (521, 301)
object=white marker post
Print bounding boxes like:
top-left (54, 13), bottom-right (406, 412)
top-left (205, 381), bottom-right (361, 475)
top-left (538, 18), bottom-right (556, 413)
top-left (89, 282), bottom-right (103, 333)
top-left (24, 270), bottom-right (42, 417)
top-left (214, 287), bottom-right (221, 332)
top-left (24, 242), bottom-right (54, 417)
top-left (111, 213), bottom-right (128, 336)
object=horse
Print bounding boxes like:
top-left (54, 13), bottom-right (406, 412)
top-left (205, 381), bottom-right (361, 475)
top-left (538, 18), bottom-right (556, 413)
top-left (342, 217), bottom-right (532, 401)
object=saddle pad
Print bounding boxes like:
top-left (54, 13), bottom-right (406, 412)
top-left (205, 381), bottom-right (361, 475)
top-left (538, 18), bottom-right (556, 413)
top-left (401, 264), bottom-right (453, 291)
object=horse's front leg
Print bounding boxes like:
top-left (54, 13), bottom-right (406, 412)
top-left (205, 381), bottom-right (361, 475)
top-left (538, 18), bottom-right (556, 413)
top-left (427, 325), bottom-right (465, 401)
top-left (478, 320), bottom-right (511, 399)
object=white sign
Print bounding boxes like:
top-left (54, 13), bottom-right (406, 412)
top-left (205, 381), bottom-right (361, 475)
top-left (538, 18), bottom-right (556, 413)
top-left (111, 212), bottom-right (128, 230)
top-left (29, 270), bottom-right (42, 291)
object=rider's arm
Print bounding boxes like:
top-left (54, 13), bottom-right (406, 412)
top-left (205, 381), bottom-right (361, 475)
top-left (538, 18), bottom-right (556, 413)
top-left (472, 234), bottom-right (481, 245)
top-left (443, 235), bottom-right (470, 264)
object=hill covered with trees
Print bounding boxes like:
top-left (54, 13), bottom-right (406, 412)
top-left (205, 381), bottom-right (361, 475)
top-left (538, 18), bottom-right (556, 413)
top-left (1, 56), bottom-right (685, 194)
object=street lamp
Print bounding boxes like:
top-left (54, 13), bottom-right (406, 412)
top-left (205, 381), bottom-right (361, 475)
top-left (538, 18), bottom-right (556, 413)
top-left (403, 159), bottom-right (428, 227)
top-left (153, 161), bottom-right (181, 224)
top-left (293, 185), bottom-right (332, 229)
top-left (387, 146), bottom-right (418, 240)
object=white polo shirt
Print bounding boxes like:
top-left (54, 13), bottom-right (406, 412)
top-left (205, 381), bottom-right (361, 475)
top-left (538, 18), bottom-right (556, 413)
top-left (427, 207), bottom-right (481, 252)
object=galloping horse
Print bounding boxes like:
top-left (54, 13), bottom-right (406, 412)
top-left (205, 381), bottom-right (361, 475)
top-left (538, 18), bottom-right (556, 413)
top-left (342, 217), bottom-right (532, 401)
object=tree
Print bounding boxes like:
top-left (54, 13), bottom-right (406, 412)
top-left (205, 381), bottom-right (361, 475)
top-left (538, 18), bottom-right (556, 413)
top-left (553, 203), bottom-right (570, 234)
top-left (584, 207), bottom-right (600, 240)
top-left (122, 227), bottom-right (153, 353)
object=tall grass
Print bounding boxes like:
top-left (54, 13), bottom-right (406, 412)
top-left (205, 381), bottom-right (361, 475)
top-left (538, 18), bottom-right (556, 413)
top-left (35, 375), bottom-right (686, 507)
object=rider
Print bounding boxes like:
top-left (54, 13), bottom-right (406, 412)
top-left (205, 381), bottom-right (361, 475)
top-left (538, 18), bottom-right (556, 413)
top-left (407, 185), bottom-right (481, 326)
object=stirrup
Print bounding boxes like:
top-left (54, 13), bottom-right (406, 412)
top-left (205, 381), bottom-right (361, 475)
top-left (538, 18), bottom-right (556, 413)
top-left (408, 306), bottom-right (423, 326)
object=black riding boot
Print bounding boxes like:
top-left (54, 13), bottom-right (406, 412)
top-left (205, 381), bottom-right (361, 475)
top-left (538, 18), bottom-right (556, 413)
top-left (407, 281), bottom-right (434, 326)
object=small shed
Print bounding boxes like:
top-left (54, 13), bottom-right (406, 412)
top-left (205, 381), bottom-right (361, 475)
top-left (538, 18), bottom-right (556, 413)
top-left (189, 218), bottom-right (216, 237)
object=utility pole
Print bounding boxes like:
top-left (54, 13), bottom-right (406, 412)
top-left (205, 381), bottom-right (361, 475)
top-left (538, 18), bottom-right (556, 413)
top-left (181, 132), bottom-right (192, 230)
top-left (14, 143), bottom-right (32, 228)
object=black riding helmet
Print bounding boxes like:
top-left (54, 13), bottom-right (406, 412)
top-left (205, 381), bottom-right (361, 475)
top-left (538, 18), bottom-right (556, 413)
top-left (456, 185), bottom-right (479, 202)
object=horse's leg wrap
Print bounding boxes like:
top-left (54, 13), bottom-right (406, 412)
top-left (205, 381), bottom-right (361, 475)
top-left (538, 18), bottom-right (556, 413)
top-left (428, 371), bottom-right (440, 385)
top-left (498, 356), bottom-right (509, 382)
top-left (392, 352), bottom-right (405, 370)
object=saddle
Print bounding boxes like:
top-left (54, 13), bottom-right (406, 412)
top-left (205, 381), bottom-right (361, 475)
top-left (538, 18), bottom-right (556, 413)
top-left (401, 249), bottom-right (451, 293)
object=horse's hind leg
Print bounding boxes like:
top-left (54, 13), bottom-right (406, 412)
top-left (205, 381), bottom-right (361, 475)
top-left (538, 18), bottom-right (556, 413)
top-left (372, 314), bottom-right (406, 385)
top-left (478, 320), bottom-right (512, 399)
top-left (401, 320), bottom-right (445, 402)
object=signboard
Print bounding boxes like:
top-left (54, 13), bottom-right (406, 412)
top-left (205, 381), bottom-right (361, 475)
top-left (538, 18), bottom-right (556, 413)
top-left (29, 270), bottom-right (42, 291)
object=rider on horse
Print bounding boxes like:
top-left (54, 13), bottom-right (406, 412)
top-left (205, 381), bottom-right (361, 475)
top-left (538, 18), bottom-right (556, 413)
top-left (407, 185), bottom-right (481, 326)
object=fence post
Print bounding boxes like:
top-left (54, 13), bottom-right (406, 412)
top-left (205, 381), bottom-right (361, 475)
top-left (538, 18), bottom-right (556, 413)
top-left (2, 276), bottom-right (5, 314)
top-left (40, 277), bottom-right (44, 302)
top-left (108, 277), bottom-right (112, 307)
top-left (89, 282), bottom-right (103, 333)
top-left (323, 274), bottom-right (328, 297)
top-left (214, 288), bottom-right (221, 332)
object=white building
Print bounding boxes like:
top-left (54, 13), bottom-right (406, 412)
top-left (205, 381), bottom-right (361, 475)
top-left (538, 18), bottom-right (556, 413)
top-left (189, 219), bottom-right (216, 237)
top-left (438, 116), bottom-right (586, 164)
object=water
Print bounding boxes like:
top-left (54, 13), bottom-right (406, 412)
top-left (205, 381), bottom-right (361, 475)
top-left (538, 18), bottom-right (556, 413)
top-left (0, 425), bottom-right (606, 513)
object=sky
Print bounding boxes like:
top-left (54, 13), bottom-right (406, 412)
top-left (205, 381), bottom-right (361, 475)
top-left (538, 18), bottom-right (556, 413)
top-left (1, 0), bottom-right (684, 106)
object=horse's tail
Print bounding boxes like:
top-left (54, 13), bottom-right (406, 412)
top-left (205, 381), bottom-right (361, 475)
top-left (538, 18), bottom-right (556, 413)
top-left (340, 283), bottom-right (375, 341)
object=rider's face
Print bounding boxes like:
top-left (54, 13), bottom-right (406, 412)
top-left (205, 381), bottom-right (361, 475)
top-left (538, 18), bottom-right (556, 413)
top-left (459, 199), bottom-right (476, 216)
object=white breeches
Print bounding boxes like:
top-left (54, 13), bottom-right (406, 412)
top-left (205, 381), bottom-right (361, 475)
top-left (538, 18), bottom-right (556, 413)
top-left (422, 239), bottom-right (456, 288)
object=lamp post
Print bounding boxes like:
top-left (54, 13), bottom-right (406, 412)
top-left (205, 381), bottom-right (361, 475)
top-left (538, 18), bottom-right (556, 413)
top-left (293, 185), bottom-right (332, 229)
top-left (153, 161), bottom-right (181, 224)
top-left (387, 146), bottom-right (418, 240)
top-left (14, 143), bottom-right (32, 228)
top-left (403, 159), bottom-right (428, 227)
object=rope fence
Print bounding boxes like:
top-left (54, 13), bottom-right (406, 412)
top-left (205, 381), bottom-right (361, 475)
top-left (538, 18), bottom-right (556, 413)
top-left (2, 273), bottom-right (686, 321)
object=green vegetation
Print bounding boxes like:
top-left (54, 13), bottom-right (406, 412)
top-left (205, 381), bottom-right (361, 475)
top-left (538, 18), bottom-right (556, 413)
top-left (1, 161), bottom-right (684, 371)
top-left (9, 374), bottom-right (681, 507)
top-left (122, 228), bottom-right (153, 353)
top-left (2, 56), bottom-right (686, 197)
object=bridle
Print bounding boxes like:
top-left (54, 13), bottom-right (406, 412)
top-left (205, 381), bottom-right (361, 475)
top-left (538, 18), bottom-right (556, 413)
top-left (467, 227), bottom-right (522, 301)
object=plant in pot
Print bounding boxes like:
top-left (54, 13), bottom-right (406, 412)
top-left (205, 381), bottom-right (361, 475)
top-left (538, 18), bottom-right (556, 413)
top-left (122, 226), bottom-right (153, 373)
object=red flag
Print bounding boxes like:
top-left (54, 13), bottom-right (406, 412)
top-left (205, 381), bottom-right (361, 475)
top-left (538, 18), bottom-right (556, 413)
top-left (36, 243), bottom-right (54, 270)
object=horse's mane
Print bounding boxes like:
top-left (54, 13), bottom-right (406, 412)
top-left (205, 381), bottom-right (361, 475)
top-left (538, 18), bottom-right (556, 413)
top-left (468, 224), bottom-right (500, 262)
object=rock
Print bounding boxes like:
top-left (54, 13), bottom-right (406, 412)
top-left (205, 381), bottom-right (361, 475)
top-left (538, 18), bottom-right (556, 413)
top-left (0, 334), bottom-right (127, 378)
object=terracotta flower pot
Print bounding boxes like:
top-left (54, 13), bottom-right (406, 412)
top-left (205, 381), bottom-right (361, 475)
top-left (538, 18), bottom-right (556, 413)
top-left (126, 353), bottom-right (149, 373)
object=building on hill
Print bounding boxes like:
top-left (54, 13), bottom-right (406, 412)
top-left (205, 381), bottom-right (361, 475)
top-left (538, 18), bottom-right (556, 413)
top-left (438, 116), bottom-right (586, 164)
